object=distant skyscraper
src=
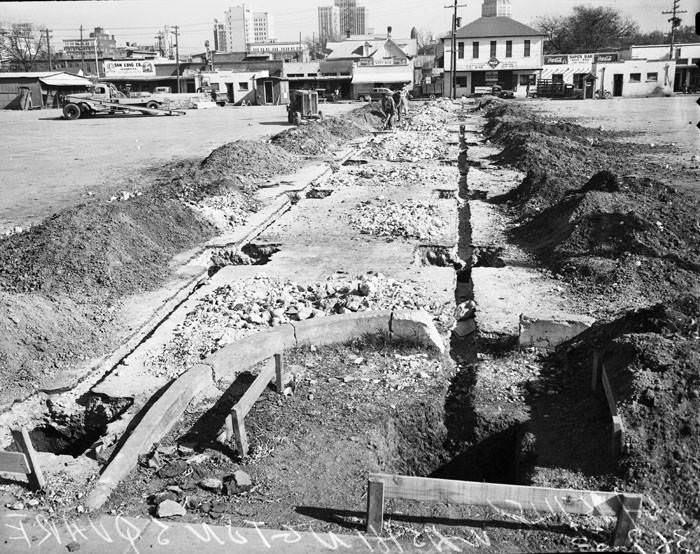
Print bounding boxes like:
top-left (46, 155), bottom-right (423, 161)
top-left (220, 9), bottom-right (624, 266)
top-left (222, 5), bottom-right (275, 52)
top-left (318, 0), bottom-right (367, 43)
top-left (252, 12), bottom-right (274, 42)
top-left (481, 0), bottom-right (512, 17)
top-left (213, 19), bottom-right (228, 52)
top-left (318, 6), bottom-right (341, 43)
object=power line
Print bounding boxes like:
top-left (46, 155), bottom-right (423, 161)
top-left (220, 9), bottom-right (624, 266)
top-left (444, 0), bottom-right (468, 99)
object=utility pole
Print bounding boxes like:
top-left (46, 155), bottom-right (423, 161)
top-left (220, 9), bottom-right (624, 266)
top-left (662, 0), bottom-right (687, 60)
top-left (444, 1), bottom-right (467, 99)
top-left (155, 31), bottom-right (164, 57)
top-left (45, 28), bottom-right (52, 70)
top-left (80, 24), bottom-right (85, 74)
top-left (93, 37), bottom-right (100, 79)
top-left (171, 25), bottom-right (180, 93)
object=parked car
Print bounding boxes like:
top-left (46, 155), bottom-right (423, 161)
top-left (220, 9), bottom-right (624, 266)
top-left (360, 87), bottom-right (396, 102)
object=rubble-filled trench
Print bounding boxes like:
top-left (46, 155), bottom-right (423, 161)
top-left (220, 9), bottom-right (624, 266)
top-left (1, 101), bottom-right (632, 551)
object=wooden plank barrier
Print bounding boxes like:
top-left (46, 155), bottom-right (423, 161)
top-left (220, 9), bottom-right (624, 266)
top-left (224, 353), bottom-right (284, 456)
top-left (366, 473), bottom-right (642, 547)
top-left (0, 429), bottom-right (45, 491)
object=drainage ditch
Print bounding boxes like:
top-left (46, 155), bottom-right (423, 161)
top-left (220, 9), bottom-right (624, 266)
top-left (210, 242), bottom-right (281, 272)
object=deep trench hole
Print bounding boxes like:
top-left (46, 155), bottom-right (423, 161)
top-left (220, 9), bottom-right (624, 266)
top-left (434, 188), bottom-right (457, 200)
top-left (472, 245), bottom-right (506, 268)
top-left (25, 394), bottom-right (132, 458)
top-left (210, 243), bottom-right (281, 272)
top-left (414, 245), bottom-right (463, 268)
top-left (306, 188), bottom-right (333, 199)
top-left (342, 158), bottom-right (368, 166)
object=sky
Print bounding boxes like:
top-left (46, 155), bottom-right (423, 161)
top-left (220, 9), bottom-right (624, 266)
top-left (1, 0), bottom-right (697, 55)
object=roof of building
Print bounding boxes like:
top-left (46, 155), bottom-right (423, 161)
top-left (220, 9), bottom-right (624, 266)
top-left (326, 37), bottom-right (417, 60)
top-left (0, 71), bottom-right (92, 86)
top-left (454, 17), bottom-right (543, 39)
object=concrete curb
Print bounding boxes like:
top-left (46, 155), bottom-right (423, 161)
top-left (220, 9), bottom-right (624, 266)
top-left (85, 310), bottom-right (443, 510)
top-left (85, 364), bottom-right (213, 511)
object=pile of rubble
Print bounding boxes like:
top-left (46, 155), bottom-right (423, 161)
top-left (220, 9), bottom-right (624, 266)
top-left (325, 163), bottom-right (456, 190)
top-left (148, 273), bottom-right (448, 379)
top-left (362, 132), bottom-right (450, 162)
top-left (191, 191), bottom-right (259, 231)
top-left (405, 103), bottom-right (455, 132)
top-left (348, 198), bottom-right (447, 241)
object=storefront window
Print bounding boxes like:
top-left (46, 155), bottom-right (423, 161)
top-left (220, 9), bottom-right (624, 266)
top-left (629, 73), bottom-right (641, 83)
top-left (646, 72), bottom-right (658, 82)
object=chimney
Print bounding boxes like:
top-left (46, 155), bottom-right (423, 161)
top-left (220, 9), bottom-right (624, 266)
top-left (387, 26), bottom-right (392, 38)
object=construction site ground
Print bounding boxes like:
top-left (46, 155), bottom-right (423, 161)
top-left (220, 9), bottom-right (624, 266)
top-left (0, 103), bottom-right (356, 233)
top-left (0, 96), bottom-right (698, 553)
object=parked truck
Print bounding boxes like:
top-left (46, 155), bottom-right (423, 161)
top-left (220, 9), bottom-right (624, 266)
top-left (61, 83), bottom-right (185, 119)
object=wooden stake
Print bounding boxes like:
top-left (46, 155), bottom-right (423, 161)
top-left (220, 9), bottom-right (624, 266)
top-left (274, 353), bottom-right (284, 393)
top-left (366, 478), bottom-right (385, 534)
top-left (231, 408), bottom-right (249, 456)
top-left (14, 428), bottom-right (45, 491)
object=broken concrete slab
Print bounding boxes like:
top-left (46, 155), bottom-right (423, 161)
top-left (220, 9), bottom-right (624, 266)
top-left (391, 310), bottom-right (445, 352)
top-left (519, 312), bottom-right (595, 348)
top-left (293, 310), bottom-right (391, 347)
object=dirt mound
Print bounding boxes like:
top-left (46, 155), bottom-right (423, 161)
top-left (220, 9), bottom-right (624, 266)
top-left (270, 106), bottom-right (381, 156)
top-left (0, 195), bottom-right (214, 297)
top-left (562, 296), bottom-right (700, 530)
top-left (514, 174), bottom-right (700, 303)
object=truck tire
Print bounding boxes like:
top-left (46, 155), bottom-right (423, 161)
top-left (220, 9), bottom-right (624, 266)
top-left (63, 103), bottom-right (81, 120)
top-left (145, 101), bottom-right (160, 110)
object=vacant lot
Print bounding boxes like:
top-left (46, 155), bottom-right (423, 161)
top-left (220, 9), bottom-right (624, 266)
top-left (0, 102), bottom-right (356, 232)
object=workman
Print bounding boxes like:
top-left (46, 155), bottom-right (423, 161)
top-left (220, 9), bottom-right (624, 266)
top-left (396, 89), bottom-right (408, 122)
top-left (382, 92), bottom-right (396, 129)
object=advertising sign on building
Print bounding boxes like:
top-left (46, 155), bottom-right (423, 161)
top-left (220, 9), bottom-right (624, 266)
top-left (544, 55), bottom-right (568, 65)
top-left (594, 53), bottom-right (619, 63)
top-left (103, 60), bottom-right (156, 78)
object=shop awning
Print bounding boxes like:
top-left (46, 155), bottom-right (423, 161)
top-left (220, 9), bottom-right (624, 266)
top-left (38, 73), bottom-right (92, 87)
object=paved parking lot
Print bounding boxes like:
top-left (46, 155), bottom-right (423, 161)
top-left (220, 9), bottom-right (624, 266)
top-left (0, 102), bottom-right (357, 232)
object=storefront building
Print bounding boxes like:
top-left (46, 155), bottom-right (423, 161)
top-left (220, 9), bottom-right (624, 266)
top-left (442, 2), bottom-right (544, 97)
top-left (630, 43), bottom-right (700, 92)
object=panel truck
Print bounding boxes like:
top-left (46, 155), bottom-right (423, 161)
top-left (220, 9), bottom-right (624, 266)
top-left (61, 83), bottom-right (185, 119)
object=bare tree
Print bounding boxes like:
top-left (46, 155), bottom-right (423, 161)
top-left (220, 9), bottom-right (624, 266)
top-left (0, 22), bottom-right (46, 71)
top-left (536, 6), bottom-right (638, 54)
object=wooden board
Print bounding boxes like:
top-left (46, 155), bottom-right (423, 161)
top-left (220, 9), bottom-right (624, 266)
top-left (14, 428), bottom-right (45, 490)
top-left (368, 473), bottom-right (632, 517)
top-left (235, 357), bottom-right (276, 419)
top-left (0, 450), bottom-right (30, 475)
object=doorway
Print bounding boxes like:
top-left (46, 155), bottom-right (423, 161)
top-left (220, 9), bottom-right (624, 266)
top-left (613, 74), bottom-right (623, 97)
top-left (264, 81), bottom-right (273, 104)
top-left (226, 82), bottom-right (234, 103)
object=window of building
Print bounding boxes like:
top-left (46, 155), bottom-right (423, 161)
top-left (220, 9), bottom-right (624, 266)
top-left (519, 74), bottom-right (529, 86)
top-left (675, 48), bottom-right (681, 59)
top-left (490, 40), bottom-right (497, 58)
top-left (524, 40), bottom-right (531, 57)
top-left (458, 42), bottom-right (464, 59)
top-left (552, 74), bottom-right (564, 84)
top-left (506, 40), bottom-right (512, 58)
top-left (456, 76), bottom-right (467, 87)
top-left (238, 82), bottom-right (249, 90)
top-left (629, 73), bottom-right (641, 83)
top-left (646, 72), bottom-right (658, 82)
top-left (472, 41), bottom-right (479, 58)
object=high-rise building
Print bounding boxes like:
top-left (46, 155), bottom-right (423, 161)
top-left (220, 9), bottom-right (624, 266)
top-left (318, 6), bottom-right (340, 43)
top-left (213, 19), bottom-right (228, 52)
top-left (253, 12), bottom-right (274, 42)
top-left (222, 5), bottom-right (274, 52)
top-left (481, 0), bottom-right (512, 17)
top-left (318, 0), bottom-right (368, 43)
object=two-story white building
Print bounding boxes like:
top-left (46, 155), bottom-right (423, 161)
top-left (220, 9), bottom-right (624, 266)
top-left (442, 0), bottom-right (544, 97)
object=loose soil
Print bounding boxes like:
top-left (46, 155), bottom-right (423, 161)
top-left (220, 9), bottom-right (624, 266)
top-left (0, 107), bottom-right (381, 407)
top-left (481, 97), bottom-right (700, 549)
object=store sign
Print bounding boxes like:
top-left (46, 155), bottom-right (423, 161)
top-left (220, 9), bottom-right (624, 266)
top-left (485, 71), bottom-right (498, 82)
top-left (594, 53), bottom-right (618, 63)
top-left (544, 55), bottom-right (568, 65)
top-left (103, 60), bottom-right (156, 78)
top-left (487, 57), bottom-right (500, 68)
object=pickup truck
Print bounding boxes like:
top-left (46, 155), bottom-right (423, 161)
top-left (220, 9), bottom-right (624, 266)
top-left (61, 83), bottom-right (177, 119)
